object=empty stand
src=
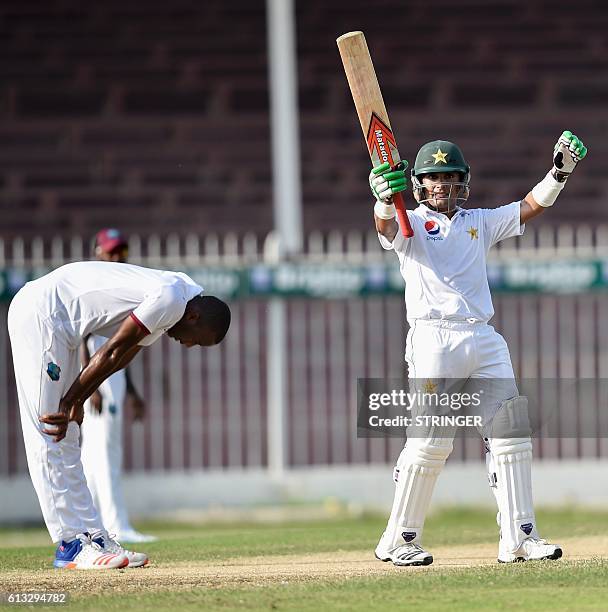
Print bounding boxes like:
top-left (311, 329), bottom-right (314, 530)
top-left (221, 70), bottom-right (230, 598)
top-left (0, 0), bottom-right (605, 240)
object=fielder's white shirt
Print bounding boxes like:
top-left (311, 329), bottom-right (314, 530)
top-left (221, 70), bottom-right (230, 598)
top-left (379, 202), bottom-right (524, 323)
top-left (25, 261), bottom-right (203, 348)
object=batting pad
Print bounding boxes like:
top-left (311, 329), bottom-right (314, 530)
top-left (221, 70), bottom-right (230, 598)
top-left (379, 435), bottom-right (453, 552)
top-left (489, 436), bottom-right (538, 553)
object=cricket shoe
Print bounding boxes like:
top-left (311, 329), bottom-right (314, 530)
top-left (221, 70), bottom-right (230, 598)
top-left (54, 533), bottom-right (128, 570)
top-left (375, 543), bottom-right (433, 567)
top-left (93, 531), bottom-right (149, 568)
top-left (498, 537), bottom-right (562, 563)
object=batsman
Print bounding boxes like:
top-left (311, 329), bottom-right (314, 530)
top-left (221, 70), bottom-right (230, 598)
top-left (370, 131), bottom-right (587, 565)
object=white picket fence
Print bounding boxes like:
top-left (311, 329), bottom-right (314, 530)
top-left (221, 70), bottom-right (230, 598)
top-left (2, 222), bottom-right (608, 267)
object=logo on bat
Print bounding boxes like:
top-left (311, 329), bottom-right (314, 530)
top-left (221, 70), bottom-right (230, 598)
top-left (366, 113), bottom-right (398, 166)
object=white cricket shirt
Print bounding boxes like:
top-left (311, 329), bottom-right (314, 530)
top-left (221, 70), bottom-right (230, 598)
top-left (24, 261), bottom-right (203, 348)
top-left (379, 202), bottom-right (524, 323)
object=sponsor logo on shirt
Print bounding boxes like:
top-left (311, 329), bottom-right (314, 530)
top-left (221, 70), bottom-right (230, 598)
top-left (424, 220), bottom-right (443, 241)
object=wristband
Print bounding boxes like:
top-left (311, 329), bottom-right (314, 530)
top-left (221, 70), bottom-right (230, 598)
top-left (531, 171), bottom-right (566, 208)
top-left (374, 200), bottom-right (396, 219)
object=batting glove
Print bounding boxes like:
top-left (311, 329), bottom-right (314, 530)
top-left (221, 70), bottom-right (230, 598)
top-left (552, 131), bottom-right (587, 182)
top-left (369, 161), bottom-right (408, 202)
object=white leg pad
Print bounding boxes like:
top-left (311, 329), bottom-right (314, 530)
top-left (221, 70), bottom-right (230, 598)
top-left (488, 436), bottom-right (538, 553)
top-left (377, 435), bottom-right (453, 555)
top-left (484, 440), bottom-right (501, 528)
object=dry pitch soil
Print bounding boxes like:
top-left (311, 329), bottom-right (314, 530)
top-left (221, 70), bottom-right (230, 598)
top-left (1, 536), bottom-right (607, 593)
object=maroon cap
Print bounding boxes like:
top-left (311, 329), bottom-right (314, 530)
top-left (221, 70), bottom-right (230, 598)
top-left (95, 228), bottom-right (128, 253)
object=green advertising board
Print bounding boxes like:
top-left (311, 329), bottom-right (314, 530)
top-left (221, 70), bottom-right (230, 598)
top-left (1, 259), bottom-right (606, 302)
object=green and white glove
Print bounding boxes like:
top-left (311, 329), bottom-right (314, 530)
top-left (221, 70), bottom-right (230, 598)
top-left (552, 131), bottom-right (587, 182)
top-left (533, 131), bottom-right (587, 207)
top-left (369, 160), bottom-right (408, 202)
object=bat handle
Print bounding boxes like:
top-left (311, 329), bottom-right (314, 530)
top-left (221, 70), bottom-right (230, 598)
top-left (393, 192), bottom-right (414, 237)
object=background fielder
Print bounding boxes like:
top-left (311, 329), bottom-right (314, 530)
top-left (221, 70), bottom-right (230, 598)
top-left (370, 131), bottom-right (587, 566)
top-left (80, 228), bottom-right (156, 544)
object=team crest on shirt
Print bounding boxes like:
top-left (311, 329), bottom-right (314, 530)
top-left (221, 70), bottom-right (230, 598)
top-left (424, 220), bottom-right (443, 241)
top-left (46, 362), bottom-right (61, 381)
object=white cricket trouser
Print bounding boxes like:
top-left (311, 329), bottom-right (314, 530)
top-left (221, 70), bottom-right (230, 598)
top-left (7, 285), bottom-right (103, 543)
top-left (80, 336), bottom-right (134, 536)
top-left (379, 319), bottom-right (534, 554)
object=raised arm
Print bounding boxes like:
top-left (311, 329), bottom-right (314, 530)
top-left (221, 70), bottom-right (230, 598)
top-left (520, 131), bottom-right (587, 224)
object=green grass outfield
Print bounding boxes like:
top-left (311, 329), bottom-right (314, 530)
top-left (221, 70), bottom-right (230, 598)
top-left (1, 508), bottom-right (607, 611)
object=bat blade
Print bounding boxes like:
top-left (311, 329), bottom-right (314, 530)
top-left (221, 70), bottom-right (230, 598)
top-left (337, 31), bottom-right (414, 237)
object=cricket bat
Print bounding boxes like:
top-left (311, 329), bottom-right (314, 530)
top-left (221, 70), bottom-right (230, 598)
top-left (337, 31), bottom-right (414, 237)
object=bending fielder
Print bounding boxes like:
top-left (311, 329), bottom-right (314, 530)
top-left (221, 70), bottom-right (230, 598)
top-left (8, 262), bottom-right (231, 569)
top-left (370, 131), bottom-right (587, 565)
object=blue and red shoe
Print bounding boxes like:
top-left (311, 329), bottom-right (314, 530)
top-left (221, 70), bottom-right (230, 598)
top-left (54, 533), bottom-right (128, 569)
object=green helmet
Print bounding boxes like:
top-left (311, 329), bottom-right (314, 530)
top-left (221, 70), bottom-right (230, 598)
top-left (411, 140), bottom-right (471, 208)
top-left (413, 140), bottom-right (469, 177)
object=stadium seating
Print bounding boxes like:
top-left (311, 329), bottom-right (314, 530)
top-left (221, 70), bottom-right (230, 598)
top-left (0, 0), bottom-right (604, 240)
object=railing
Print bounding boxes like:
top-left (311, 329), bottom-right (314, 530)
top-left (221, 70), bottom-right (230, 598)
top-left (2, 223), bottom-right (608, 267)
top-left (1, 227), bottom-right (608, 478)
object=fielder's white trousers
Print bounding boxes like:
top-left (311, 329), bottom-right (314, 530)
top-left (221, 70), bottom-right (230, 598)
top-left (7, 285), bottom-right (103, 543)
top-left (80, 335), bottom-right (134, 536)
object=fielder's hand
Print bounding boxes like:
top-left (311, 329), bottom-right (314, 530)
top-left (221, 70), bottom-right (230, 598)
top-left (552, 131), bottom-right (587, 182)
top-left (369, 161), bottom-right (408, 202)
top-left (39, 400), bottom-right (84, 442)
